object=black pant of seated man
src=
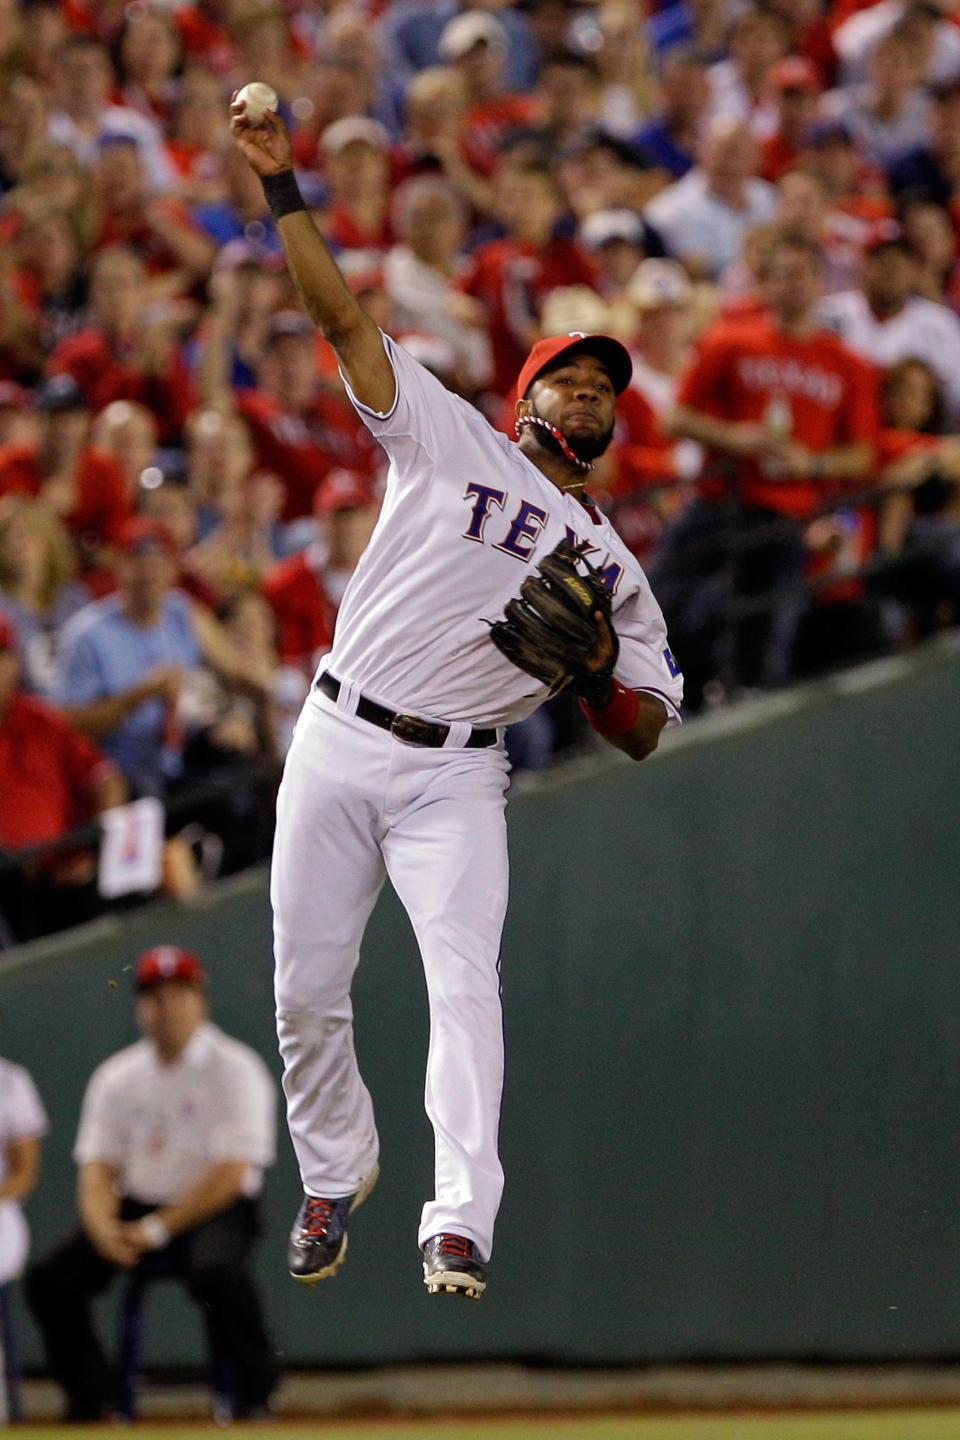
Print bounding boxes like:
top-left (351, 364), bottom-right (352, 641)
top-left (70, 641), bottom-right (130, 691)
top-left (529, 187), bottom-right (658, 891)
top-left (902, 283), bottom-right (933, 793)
top-left (25, 1197), bottom-right (278, 1422)
top-left (649, 497), bottom-right (808, 708)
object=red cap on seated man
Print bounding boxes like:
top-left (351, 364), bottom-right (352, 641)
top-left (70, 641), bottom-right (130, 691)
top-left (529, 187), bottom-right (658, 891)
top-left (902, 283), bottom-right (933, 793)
top-left (135, 945), bottom-right (206, 991)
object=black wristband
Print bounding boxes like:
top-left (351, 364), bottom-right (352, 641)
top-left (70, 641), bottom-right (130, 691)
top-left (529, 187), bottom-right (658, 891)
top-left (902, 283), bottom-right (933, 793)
top-left (261, 168), bottom-right (306, 224)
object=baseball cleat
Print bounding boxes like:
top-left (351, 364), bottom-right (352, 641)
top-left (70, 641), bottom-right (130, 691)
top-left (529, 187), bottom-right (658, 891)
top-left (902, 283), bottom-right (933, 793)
top-left (421, 1232), bottom-right (486, 1298)
top-left (287, 1163), bottom-right (379, 1284)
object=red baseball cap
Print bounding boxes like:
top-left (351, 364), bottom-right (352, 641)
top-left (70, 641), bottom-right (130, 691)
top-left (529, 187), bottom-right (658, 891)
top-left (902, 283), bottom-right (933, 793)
top-left (135, 945), bottom-right (206, 990)
top-left (0, 381), bottom-right (32, 410)
top-left (769, 56), bottom-right (821, 93)
top-left (314, 467), bottom-right (376, 515)
top-left (516, 332), bottom-right (633, 400)
top-left (118, 517), bottom-right (178, 556)
top-left (863, 219), bottom-right (909, 255)
top-left (344, 266), bottom-right (386, 296)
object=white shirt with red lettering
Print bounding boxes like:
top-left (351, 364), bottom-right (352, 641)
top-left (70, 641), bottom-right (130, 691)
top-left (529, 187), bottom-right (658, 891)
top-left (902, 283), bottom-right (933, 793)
top-left (330, 335), bottom-right (684, 729)
top-left (73, 1022), bottom-right (276, 1205)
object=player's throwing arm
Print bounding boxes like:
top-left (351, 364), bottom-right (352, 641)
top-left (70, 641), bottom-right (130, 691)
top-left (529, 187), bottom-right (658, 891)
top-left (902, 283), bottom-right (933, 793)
top-left (229, 91), bottom-right (395, 416)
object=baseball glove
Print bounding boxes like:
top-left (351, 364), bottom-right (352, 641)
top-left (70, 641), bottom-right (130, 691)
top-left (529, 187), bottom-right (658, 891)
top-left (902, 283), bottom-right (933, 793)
top-left (488, 538), bottom-right (619, 700)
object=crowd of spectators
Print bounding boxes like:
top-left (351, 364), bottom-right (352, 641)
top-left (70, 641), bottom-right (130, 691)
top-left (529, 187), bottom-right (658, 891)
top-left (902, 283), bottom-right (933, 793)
top-left (2, 0), bottom-right (960, 940)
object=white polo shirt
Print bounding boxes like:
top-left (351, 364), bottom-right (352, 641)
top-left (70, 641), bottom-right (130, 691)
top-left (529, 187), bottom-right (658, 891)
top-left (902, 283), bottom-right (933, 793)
top-left (73, 1022), bottom-right (276, 1206)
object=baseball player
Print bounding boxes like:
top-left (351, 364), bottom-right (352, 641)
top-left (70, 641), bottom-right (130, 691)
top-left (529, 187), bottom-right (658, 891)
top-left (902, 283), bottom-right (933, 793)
top-left (231, 99), bottom-right (683, 1299)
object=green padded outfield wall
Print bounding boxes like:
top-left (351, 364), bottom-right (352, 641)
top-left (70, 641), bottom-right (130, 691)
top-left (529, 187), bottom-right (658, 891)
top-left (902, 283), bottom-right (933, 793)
top-left (4, 637), bottom-right (960, 1369)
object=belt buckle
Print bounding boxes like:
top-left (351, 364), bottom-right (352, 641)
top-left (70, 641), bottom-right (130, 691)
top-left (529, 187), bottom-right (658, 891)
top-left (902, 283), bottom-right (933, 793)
top-left (390, 712), bottom-right (442, 746)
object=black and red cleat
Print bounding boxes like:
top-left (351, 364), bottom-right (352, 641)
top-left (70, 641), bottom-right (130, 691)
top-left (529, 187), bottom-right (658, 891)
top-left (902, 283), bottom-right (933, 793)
top-left (421, 1232), bottom-right (486, 1298)
top-left (287, 1165), bottom-right (379, 1284)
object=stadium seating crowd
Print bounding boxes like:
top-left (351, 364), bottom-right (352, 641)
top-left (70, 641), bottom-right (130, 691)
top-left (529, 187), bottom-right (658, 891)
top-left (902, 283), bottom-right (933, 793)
top-left (1, 0), bottom-right (960, 939)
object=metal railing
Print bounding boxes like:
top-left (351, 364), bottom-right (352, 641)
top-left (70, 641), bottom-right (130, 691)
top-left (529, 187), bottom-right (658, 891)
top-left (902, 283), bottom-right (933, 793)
top-left (0, 758), bottom-right (282, 950)
top-left (608, 468), bottom-right (959, 695)
top-left (2, 474), bottom-right (957, 945)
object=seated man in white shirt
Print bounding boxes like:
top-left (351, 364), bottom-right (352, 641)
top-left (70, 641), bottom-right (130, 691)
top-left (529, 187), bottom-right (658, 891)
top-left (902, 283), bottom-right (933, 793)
top-left (25, 947), bottom-right (278, 1423)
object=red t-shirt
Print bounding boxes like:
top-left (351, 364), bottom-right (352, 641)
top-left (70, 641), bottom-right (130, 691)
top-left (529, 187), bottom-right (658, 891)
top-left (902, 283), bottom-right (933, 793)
top-left (0, 693), bottom-right (116, 848)
top-left (390, 136), bottom-right (497, 189)
top-left (173, 5), bottom-right (235, 71)
top-left (459, 237), bottom-right (599, 399)
top-left (464, 95), bottom-right (537, 172)
top-left (608, 386), bottom-right (679, 492)
top-left (238, 387), bottom-right (380, 522)
top-left (760, 131), bottom-right (801, 184)
top-left (796, 18), bottom-right (836, 84)
top-left (602, 386), bottom-right (690, 560)
top-left (261, 548), bottom-right (336, 670)
top-left (878, 427), bottom-right (939, 469)
top-left (0, 442), bottom-right (131, 550)
top-left (91, 198), bottom-right (204, 276)
top-left (677, 315), bottom-right (879, 518)
top-left (321, 201), bottom-right (392, 255)
top-left (50, 330), bottom-right (196, 442)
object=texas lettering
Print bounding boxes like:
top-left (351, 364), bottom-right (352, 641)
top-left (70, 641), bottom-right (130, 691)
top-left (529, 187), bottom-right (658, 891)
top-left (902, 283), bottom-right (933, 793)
top-left (461, 483), bottom-right (623, 592)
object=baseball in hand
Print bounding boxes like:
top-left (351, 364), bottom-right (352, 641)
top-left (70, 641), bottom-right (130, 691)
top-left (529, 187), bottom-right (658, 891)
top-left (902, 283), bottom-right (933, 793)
top-left (234, 82), bottom-right (278, 125)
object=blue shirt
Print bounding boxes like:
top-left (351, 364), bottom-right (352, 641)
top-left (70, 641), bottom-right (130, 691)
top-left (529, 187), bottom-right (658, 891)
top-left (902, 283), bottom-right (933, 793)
top-left (379, 0), bottom-right (539, 94)
top-left (647, 1), bottom-right (694, 54)
top-left (56, 591), bottom-right (202, 796)
top-left (633, 120), bottom-right (695, 179)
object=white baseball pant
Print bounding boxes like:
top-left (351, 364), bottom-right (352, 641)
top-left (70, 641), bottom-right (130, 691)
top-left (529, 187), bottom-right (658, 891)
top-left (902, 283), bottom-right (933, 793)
top-left (271, 683), bottom-right (511, 1262)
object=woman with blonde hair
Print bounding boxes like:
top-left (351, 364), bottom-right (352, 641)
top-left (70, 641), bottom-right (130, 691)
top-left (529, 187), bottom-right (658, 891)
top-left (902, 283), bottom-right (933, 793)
top-left (0, 495), bottom-right (87, 693)
top-left (3, 142), bottom-right (98, 252)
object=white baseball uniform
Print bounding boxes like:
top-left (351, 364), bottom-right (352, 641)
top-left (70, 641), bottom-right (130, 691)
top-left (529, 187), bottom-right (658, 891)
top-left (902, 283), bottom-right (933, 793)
top-left (271, 334), bottom-right (684, 1261)
top-left (0, 1056), bottom-right (48, 1284)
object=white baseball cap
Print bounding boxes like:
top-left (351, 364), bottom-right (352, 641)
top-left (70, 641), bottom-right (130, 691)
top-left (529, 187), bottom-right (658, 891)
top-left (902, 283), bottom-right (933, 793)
top-left (439, 10), bottom-right (508, 60)
top-left (627, 258), bottom-right (692, 309)
top-left (398, 330), bottom-right (457, 378)
top-left (321, 116), bottom-right (390, 156)
top-left (579, 209), bottom-right (646, 250)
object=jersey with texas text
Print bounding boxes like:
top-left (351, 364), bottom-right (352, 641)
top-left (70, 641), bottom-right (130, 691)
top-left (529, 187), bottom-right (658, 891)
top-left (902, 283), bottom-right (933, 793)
top-left (679, 315), bottom-right (878, 518)
top-left (330, 335), bottom-right (684, 729)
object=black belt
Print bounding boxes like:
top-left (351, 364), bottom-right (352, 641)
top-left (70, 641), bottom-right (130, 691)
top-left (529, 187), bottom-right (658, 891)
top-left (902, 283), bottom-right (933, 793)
top-left (317, 672), bottom-right (497, 749)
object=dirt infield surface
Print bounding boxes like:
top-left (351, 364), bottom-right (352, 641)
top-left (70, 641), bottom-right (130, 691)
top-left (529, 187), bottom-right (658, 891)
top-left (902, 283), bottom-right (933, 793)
top-left (20, 1412), bottom-right (960, 1440)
